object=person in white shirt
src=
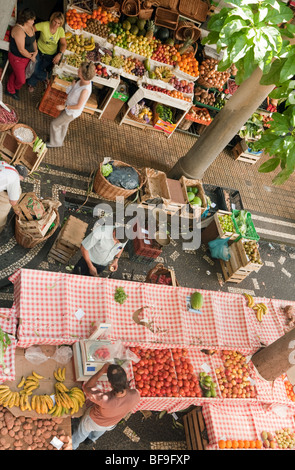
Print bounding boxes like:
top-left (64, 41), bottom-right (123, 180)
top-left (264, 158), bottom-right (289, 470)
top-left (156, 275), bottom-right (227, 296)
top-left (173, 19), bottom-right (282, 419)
top-left (0, 163), bottom-right (29, 233)
top-left (46, 61), bottom-right (96, 148)
top-left (73, 224), bottom-right (128, 277)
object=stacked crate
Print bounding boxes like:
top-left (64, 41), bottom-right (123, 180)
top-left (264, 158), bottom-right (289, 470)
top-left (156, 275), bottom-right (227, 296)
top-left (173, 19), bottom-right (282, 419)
top-left (48, 215), bottom-right (88, 264)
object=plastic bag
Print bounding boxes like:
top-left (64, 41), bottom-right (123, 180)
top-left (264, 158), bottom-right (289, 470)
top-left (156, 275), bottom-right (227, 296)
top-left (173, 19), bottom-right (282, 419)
top-left (25, 60), bottom-right (36, 79)
top-left (106, 163), bottom-right (139, 190)
top-left (25, 346), bottom-right (50, 364)
top-left (51, 346), bottom-right (73, 365)
top-left (91, 340), bottom-right (140, 364)
top-left (208, 237), bottom-right (231, 261)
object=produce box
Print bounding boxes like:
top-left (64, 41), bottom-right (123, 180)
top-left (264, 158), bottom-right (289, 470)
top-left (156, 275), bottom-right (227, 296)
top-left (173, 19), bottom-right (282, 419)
top-left (132, 222), bottom-right (162, 259)
top-left (214, 210), bottom-right (240, 240)
top-left (241, 239), bottom-right (263, 273)
top-left (220, 238), bottom-right (262, 283)
top-left (51, 76), bottom-right (72, 91)
top-left (48, 215), bottom-right (88, 264)
top-left (16, 192), bottom-right (45, 221)
top-left (183, 407), bottom-right (208, 450)
top-left (179, 175), bottom-right (207, 216)
top-left (231, 209), bottom-right (260, 241)
top-left (6, 345), bottom-right (84, 419)
top-left (152, 103), bottom-right (177, 134)
top-left (141, 168), bottom-right (171, 203)
top-left (185, 106), bottom-right (212, 125)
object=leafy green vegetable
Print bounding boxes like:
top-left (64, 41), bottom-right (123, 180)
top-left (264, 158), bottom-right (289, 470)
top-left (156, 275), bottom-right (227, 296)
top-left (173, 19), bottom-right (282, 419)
top-left (114, 287), bottom-right (128, 305)
top-left (101, 163), bottom-right (113, 177)
top-left (0, 327), bottom-right (11, 370)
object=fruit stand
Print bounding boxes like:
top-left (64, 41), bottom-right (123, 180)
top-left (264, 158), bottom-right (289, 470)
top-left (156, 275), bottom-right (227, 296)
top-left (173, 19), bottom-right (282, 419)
top-left (1, 268), bottom-right (295, 449)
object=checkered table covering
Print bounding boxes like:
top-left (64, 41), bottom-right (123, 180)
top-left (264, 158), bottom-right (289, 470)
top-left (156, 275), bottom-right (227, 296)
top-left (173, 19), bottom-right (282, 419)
top-left (2, 268), bottom-right (295, 415)
top-left (0, 308), bottom-right (18, 382)
top-left (202, 401), bottom-right (295, 450)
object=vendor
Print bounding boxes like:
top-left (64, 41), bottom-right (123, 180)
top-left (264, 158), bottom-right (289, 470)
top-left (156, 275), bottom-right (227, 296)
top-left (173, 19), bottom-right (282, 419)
top-left (72, 363), bottom-right (140, 449)
top-left (0, 163), bottom-right (29, 233)
top-left (73, 224), bottom-right (128, 277)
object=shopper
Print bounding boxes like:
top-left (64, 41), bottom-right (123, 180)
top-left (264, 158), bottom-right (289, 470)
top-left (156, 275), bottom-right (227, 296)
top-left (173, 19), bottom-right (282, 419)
top-left (73, 224), bottom-right (128, 276)
top-left (72, 363), bottom-right (140, 449)
top-left (0, 163), bottom-right (29, 233)
top-left (46, 61), bottom-right (96, 148)
top-left (6, 8), bottom-right (38, 100)
top-left (27, 11), bottom-right (67, 92)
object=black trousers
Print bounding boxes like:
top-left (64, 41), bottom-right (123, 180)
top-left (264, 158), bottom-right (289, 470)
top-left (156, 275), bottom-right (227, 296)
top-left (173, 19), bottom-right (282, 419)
top-left (73, 257), bottom-right (106, 276)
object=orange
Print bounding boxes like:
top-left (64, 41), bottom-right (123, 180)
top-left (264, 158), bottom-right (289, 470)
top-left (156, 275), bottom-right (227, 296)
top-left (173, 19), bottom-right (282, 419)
top-left (238, 440), bottom-right (244, 449)
top-left (232, 440), bottom-right (239, 449)
top-left (243, 440), bottom-right (250, 449)
top-left (218, 440), bottom-right (226, 449)
top-left (226, 440), bottom-right (232, 449)
top-left (249, 440), bottom-right (256, 449)
top-left (255, 440), bottom-right (262, 449)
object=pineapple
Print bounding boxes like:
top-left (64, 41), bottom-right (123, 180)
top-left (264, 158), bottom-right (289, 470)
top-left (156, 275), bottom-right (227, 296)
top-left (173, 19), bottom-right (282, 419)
top-left (145, 20), bottom-right (155, 41)
top-left (178, 38), bottom-right (194, 55)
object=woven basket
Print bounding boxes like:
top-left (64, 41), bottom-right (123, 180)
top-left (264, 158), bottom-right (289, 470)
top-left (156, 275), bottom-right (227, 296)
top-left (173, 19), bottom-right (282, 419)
top-left (146, 263), bottom-right (179, 286)
top-left (121, 0), bottom-right (140, 16)
top-left (175, 21), bottom-right (201, 43)
top-left (93, 160), bottom-right (145, 201)
top-left (178, 0), bottom-right (210, 22)
top-left (11, 124), bottom-right (37, 145)
top-left (97, 0), bottom-right (120, 11)
top-left (0, 105), bottom-right (19, 132)
top-left (15, 205), bottom-right (60, 249)
top-left (127, 110), bottom-right (150, 124)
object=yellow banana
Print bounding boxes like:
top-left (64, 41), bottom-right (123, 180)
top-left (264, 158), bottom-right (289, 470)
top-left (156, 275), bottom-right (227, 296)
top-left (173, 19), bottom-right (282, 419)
top-left (31, 394), bottom-right (36, 410)
top-left (243, 293), bottom-right (255, 308)
top-left (7, 392), bottom-right (16, 408)
top-left (32, 371), bottom-right (44, 380)
top-left (256, 308), bottom-right (264, 322)
top-left (44, 394), bottom-right (54, 410)
top-left (2, 391), bottom-right (13, 407)
top-left (24, 380), bottom-right (39, 389)
top-left (17, 376), bottom-right (26, 388)
top-left (24, 384), bottom-right (39, 394)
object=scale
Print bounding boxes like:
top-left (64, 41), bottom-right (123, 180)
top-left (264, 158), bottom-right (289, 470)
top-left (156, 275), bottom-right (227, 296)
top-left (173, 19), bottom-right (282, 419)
top-left (73, 339), bottom-right (112, 382)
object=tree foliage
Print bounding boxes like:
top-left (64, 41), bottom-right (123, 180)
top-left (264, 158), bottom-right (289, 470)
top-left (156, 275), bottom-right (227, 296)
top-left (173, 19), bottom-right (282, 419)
top-left (202, 0), bottom-right (295, 185)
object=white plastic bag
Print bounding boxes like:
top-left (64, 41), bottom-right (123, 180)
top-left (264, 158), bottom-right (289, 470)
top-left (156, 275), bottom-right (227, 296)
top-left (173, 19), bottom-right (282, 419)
top-left (25, 345), bottom-right (50, 364)
top-left (25, 60), bottom-right (36, 79)
top-left (51, 346), bottom-right (73, 364)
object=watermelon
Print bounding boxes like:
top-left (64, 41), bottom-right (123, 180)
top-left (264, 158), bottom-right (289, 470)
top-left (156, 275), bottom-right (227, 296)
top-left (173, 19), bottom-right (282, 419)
top-left (190, 292), bottom-right (203, 310)
top-left (191, 196), bottom-right (202, 206)
top-left (157, 28), bottom-right (170, 40)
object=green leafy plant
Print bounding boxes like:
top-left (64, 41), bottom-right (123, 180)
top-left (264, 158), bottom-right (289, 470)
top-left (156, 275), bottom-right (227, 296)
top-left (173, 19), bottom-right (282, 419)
top-left (202, 0), bottom-right (295, 184)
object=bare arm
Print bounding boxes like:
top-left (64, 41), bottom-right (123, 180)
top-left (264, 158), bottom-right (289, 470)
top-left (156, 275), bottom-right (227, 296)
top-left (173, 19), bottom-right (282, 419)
top-left (12, 26), bottom-right (37, 60)
top-left (57, 88), bottom-right (89, 111)
top-left (83, 363), bottom-right (109, 395)
top-left (52, 37), bottom-right (67, 65)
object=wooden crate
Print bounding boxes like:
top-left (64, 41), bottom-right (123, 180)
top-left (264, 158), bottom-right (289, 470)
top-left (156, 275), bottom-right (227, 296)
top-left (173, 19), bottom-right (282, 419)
top-left (16, 192), bottom-right (45, 221)
top-left (13, 143), bottom-right (47, 174)
top-left (219, 238), bottom-right (261, 283)
top-left (179, 175), bottom-right (207, 219)
top-left (0, 131), bottom-right (19, 163)
top-left (214, 210), bottom-right (239, 240)
top-left (234, 151), bottom-right (263, 165)
top-left (48, 215), bottom-right (88, 264)
top-left (183, 407), bottom-right (208, 450)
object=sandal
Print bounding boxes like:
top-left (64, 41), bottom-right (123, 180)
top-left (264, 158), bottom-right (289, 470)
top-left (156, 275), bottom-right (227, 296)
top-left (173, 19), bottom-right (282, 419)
top-left (28, 85), bottom-right (35, 93)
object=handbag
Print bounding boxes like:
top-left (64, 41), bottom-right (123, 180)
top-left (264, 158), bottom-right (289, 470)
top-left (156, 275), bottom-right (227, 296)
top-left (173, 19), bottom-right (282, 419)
top-left (25, 60), bottom-right (36, 79)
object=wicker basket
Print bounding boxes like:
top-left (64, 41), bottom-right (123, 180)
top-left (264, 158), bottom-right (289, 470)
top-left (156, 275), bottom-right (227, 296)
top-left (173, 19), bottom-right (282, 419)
top-left (127, 110), bottom-right (150, 124)
top-left (178, 0), bottom-right (210, 22)
top-left (121, 0), bottom-right (140, 16)
top-left (175, 21), bottom-right (201, 42)
top-left (146, 263), bottom-right (179, 286)
top-left (0, 105), bottom-right (19, 132)
top-left (138, 7), bottom-right (154, 19)
top-left (11, 124), bottom-right (37, 145)
top-left (93, 160), bottom-right (145, 201)
top-left (97, 0), bottom-right (120, 11)
top-left (15, 204), bottom-right (60, 249)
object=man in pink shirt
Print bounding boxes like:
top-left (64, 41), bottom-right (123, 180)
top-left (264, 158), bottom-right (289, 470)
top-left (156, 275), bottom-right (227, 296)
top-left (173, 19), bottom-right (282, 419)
top-left (72, 363), bottom-right (140, 449)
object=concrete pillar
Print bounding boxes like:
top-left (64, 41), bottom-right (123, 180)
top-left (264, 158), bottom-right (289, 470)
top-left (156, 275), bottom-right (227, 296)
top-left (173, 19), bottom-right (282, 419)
top-left (167, 67), bottom-right (275, 180)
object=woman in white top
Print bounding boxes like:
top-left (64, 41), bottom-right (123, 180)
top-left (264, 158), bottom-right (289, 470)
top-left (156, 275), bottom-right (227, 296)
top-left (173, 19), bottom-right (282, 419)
top-left (46, 61), bottom-right (96, 148)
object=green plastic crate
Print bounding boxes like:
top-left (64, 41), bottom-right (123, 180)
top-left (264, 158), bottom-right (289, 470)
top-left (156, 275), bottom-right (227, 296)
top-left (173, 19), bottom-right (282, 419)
top-left (231, 210), bottom-right (260, 241)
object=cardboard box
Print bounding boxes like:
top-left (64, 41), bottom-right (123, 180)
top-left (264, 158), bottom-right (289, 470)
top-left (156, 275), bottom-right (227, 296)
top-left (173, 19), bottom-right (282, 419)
top-left (5, 345), bottom-right (85, 418)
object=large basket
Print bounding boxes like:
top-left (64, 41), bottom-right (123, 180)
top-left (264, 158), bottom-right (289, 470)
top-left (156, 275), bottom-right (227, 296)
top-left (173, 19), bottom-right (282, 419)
top-left (11, 123), bottom-right (37, 145)
top-left (93, 160), bottom-right (145, 201)
top-left (97, 0), bottom-right (120, 11)
top-left (178, 0), bottom-right (210, 22)
top-left (0, 105), bottom-right (19, 132)
top-left (175, 21), bottom-right (201, 43)
top-left (145, 263), bottom-right (179, 286)
top-left (121, 0), bottom-right (140, 16)
top-left (15, 204), bottom-right (60, 249)
top-left (127, 110), bottom-right (150, 124)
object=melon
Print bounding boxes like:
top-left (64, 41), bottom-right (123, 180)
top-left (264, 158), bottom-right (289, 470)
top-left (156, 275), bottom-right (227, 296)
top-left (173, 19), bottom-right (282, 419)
top-left (127, 16), bottom-right (138, 24)
top-left (137, 19), bottom-right (146, 30)
top-left (123, 20), bottom-right (131, 30)
top-left (130, 25), bottom-right (139, 35)
top-left (187, 191), bottom-right (195, 202)
top-left (191, 196), bottom-right (202, 206)
top-left (190, 292), bottom-right (203, 310)
top-left (191, 187), bottom-right (199, 194)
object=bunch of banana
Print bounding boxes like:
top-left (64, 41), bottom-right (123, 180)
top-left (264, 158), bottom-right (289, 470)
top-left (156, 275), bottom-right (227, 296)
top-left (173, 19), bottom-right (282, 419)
top-left (0, 386), bottom-right (21, 408)
top-left (54, 367), bottom-right (66, 382)
top-left (65, 31), bottom-right (73, 39)
top-left (154, 66), bottom-right (174, 82)
top-left (243, 293), bottom-right (255, 308)
top-left (253, 303), bottom-right (268, 322)
top-left (31, 394), bottom-right (54, 414)
top-left (18, 373), bottom-right (41, 395)
top-left (19, 392), bottom-right (31, 412)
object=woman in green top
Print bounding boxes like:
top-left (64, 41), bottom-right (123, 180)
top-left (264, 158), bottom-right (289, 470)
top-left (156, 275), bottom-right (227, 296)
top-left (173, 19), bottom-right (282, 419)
top-left (27, 11), bottom-right (67, 91)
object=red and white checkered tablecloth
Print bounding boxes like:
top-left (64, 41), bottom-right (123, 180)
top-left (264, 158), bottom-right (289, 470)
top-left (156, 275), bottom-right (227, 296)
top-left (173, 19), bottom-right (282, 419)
top-left (202, 401), bottom-right (295, 449)
top-left (0, 306), bottom-right (18, 383)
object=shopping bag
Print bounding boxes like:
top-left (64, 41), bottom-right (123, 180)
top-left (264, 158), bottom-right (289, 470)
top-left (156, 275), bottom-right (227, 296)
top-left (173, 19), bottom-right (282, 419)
top-left (25, 60), bottom-right (36, 79)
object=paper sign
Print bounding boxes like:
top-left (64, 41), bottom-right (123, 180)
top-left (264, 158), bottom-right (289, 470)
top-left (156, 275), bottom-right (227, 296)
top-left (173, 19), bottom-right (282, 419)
top-left (74, 308), bottom-right (85, 320)
top-left (50, 436), bottom-right (64, 450)
top-left (201, 363), bottom-right (211, 373)
top-left (143, 239), bottom-right (151, 245)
